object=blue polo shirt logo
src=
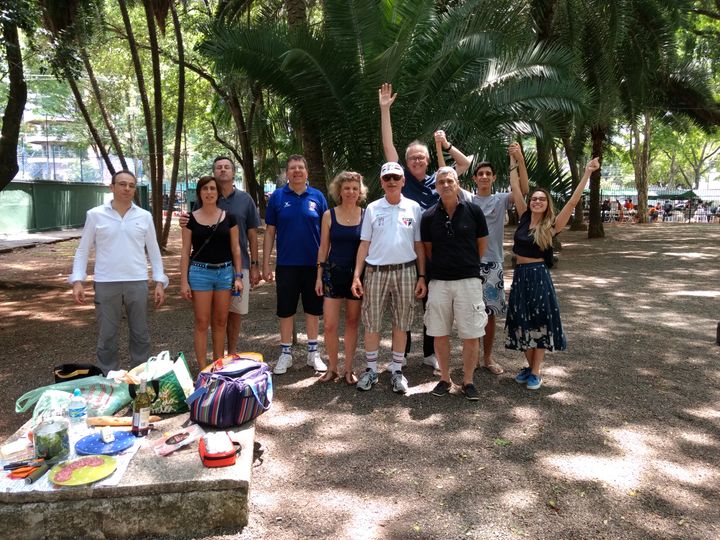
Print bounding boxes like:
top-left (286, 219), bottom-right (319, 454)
top-left (283, 201), bottom-right (291, 208)
top-left (308, 201), bottom-right (317, 213)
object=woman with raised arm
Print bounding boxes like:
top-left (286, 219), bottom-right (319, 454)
top-left (314, 172), bottom-right (367, 384)
top-left (505, 156), bottom-right (600, 390)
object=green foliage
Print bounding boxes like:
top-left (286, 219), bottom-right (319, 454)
top-left (200, 0), bottom-right (584, 192)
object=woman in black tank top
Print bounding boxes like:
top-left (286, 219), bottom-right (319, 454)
top-left (180, 176), bottom-right (243, 369)
top-left (505, 157), bottom-right (600, 391)
top-left (314, 171), bottom-right (367, 384)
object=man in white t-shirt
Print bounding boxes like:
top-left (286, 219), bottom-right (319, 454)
top-left (69, 171), bottom-right (168, 374)
top-left (472, 143), bottom-right (528, 375)
top-left (351, 162), bottom-right (426, 395)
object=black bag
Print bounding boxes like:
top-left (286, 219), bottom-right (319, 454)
top-left (53, 363), bottom-right (103, 384)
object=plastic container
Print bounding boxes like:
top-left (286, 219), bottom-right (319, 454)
top-left (68, 388), bottom-right (88, 425)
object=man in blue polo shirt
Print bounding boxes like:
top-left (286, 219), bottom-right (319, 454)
top-left (379, 82), bottom-right (473, 370)
top-left (263, 154), bottom-right (328, 375)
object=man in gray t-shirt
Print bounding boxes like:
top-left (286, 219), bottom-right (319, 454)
top-left (472, 143), bottom-right (528, 374)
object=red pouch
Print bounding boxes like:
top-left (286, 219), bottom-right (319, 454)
top-left (198, 432), bottom-right (239, 468)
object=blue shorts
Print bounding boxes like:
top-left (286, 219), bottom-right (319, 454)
top-left (188, 261), bottom-right (233, 291)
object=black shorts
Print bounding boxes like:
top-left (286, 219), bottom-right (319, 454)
top-left (322, 263), bottom-right (360, 301)
top-left (275, 265), bottom-right (323, 318)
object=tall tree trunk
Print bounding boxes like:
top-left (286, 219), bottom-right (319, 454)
top-left (587, 125), bottom-right (606, 238)
top-left (562, 136), bottom-right (585, 231)
top-left (161, 4), bottom-right (185, 247)
top-left (66, 73), bottom-right (116, 176)
top-left (80, 48), bottom-right (128, 170)
top-left (119, 0), bottom-right (157, 208)
top-left (0, 20), bottom-right (27, 191)
top-left (143, 0), bottom-right (165, 237)
top-left (631, 112), bottom-right (651, 224)
top-left (227, 91), bottom-right (261, 205)
top-left (284, 0), bottom-right (327, 195)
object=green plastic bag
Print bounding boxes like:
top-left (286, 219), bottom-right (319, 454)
top-left (16, 376), bottom-right (131, 416)
top-left (130, 351), bottom-right (193, 414)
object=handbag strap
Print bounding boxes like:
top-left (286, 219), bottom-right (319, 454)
top-left (190, 210), bottom-right (224, 262)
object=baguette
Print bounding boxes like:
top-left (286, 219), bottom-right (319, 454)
top-left (87, 415), bottom-right (161, 427)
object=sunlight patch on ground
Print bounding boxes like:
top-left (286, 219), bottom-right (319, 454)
top-left (546, 390), bottom-right (583, 404)
top-left (683, 406), bottom-right (720, 420)
top-left (510, 406), bottom-right (540, 422)
top-left (665, 252), bottom-right (713, 259)
top-left (650, 483), bottom-right (712, 512)
top-left (283, 376), bottom-right (325, 389)
top-left (542, 428), bottom-right (651, 491)
top-left (678, 431), bottom-right (718, 447)
top-left (664, 290), bottom-right (720, 298)
top-left (654, 459), bottom-right (719, 486)
top-left (267, 410), bottom-right (313, 429)
top-left (500, 488), bottom-right (538, 510)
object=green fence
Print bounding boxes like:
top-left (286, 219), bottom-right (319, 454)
top-left (0, 181), bottom-right (150, 233)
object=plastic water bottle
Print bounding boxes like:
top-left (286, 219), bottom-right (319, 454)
top-left (68, 388), bottom-right (88, 426)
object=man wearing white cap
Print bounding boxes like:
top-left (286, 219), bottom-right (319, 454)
top-left (351, 162), bottom-right (426, 394)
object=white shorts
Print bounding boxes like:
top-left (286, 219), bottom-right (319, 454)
top-left (424, 278), bottom-right (487, 339)
top-left (228, 268), bottom-right (250, 315)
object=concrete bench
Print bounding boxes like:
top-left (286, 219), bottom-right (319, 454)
top-left (0, 413), bottom-right (254, 539)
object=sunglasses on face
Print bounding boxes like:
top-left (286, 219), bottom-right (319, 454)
top-left (530, 196), bottom-right (547, 202)
top-left (382, 175), bottom-right (402, 182)
top-left (407, 155), bottom-right (427, 163)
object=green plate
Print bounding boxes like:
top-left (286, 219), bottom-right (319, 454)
top-left (48, 455), bottom-right (117, 486)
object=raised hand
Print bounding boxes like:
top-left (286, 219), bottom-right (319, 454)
top-left (508, 142), bottom-right (524, 163)
top-left (585, 157), bottom-right (601, 173)
top-left (378, 83), bottom-right (397, 109)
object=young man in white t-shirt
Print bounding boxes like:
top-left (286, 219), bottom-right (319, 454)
top-left (472, 143), bottom-right (529, 374)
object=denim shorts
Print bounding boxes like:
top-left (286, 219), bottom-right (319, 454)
top-left (188, 261), bottom-right (233, 291)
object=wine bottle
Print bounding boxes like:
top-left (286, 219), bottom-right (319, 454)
top-left (131, 375), bottom-right (152, 437)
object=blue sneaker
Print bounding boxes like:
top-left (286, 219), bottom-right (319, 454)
top-left (526, 373), bottom-right (542, 390)
top-left (515, 367), bottom-right (531, 384)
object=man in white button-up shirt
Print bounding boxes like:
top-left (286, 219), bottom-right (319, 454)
top-left (69, 171), bottom-right (169, 374)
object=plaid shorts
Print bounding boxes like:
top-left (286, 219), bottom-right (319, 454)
top-left (361, 264), bottom-right (417, 333)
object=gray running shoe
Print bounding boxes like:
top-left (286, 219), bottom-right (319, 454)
top-left (356, 368), bottom-right (378, 391)
top-left (391, 370), bottom-right (409, 394)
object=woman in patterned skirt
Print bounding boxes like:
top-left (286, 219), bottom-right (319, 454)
top-left (505, 157), bottom-right (600, 390)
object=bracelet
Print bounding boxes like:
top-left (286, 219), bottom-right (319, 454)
top-left (445, 144), bottom-right (453, 152)
top-left (235, 273), bottom-right (243, 278)
top-left (317, 261), bottom-right (326, 268)
top-left (417, 274), bottom-right (426, 279)
top-left (509, 165), bottom-right (519, 172)
top-left (250, 260), bottom-right (258, 266)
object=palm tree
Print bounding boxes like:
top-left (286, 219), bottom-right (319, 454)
top-left (200, 0), bottom-right (584, 194)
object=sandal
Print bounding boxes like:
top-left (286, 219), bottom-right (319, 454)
top-left (343, 371), bottom-right (358, 386)
top-left (482, 363), bottom-right (504, 375)
top-left (318, 371), bottom-right (339, 383)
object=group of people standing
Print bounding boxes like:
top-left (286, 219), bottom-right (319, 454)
top-left (69, 83), bottom-right (600, 398)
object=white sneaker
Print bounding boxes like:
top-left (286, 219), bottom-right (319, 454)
top-left (401, 355), bottom-right (407, 367)
top-left (423, 354), bottom-right (439, 370)
top-left (307, 351), bottom-right (327, 372)
top-left (274, 353), bottom-right (293, 375)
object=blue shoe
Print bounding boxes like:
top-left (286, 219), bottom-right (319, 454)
top-left (526, 373), bottom-right (542, 390)
top-left (515, 367), bottom-right (531, 384)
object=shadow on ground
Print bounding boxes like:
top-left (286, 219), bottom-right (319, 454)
top-left (1, 223), bottom-right (718, 539)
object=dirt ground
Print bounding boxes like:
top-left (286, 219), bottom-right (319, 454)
top-left (1, 222), bottom-right (719, 540)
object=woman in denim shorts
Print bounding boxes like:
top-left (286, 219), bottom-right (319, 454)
top-left (180, 176), bottom-right (243, 368)
top-left (314, 171), bottom-right (367, 384)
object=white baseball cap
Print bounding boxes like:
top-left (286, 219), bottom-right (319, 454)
top-left (380, 162), bottom-right (404, 178)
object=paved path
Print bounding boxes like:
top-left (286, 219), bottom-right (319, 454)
top-left (0, 228), bottom-right (83, 253)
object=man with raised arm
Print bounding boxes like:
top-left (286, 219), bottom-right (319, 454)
top-left (69, 170), bottom-right (168, 374)
top-left (472, 143), bottom-right (529, 375)
top-left (379, 82), bottom-right (473, 370)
